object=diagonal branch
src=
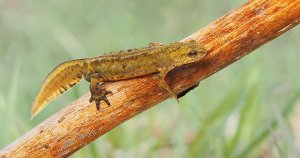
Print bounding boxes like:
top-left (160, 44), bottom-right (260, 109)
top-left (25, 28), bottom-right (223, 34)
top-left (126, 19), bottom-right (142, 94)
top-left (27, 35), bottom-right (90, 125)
top-left (1, 0), bottom-right (299, 157)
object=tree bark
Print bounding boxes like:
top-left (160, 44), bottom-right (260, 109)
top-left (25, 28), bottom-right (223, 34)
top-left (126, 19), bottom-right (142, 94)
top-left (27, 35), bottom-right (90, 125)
top-left (1, 0), bottom-right (299, 157)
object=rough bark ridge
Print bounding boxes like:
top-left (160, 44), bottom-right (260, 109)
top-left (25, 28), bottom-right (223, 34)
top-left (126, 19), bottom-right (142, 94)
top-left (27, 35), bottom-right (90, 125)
top-left (0, 0), bottom-right (299, 157)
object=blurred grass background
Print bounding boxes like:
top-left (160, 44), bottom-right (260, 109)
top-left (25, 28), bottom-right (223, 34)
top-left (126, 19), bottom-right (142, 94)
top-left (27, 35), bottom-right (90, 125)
top-left (0, 0), bottom-right (300, 157)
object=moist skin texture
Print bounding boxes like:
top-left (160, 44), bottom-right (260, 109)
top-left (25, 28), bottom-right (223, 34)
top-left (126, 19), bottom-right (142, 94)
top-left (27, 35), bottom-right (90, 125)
top-left (31, 40), bottom-right (207, 118)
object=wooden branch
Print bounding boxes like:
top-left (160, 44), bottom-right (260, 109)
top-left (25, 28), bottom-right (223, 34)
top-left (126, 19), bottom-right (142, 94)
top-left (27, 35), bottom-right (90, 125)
top-left (1, 0), bottom-right (299, 157)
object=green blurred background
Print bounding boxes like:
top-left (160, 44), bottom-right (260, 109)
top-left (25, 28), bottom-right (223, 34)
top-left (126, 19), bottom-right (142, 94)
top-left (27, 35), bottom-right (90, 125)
top-left (0, 0), bottom-right (299, 157)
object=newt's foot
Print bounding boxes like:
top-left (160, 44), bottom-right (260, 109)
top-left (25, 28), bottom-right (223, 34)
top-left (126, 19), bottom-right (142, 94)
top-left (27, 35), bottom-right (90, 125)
top-left (158, 79), bottom-right (179, 103)
top-left (89, 87), bottom-right (112, 110)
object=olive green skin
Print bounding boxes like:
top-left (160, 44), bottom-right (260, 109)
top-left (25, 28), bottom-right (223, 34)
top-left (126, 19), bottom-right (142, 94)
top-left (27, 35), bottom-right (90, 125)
top-left (83, 40), bottom-right (206, 82)
top-left (83, 40), bottom-right (207, 109)
top-left (32, 40), bottom-right (207, 118)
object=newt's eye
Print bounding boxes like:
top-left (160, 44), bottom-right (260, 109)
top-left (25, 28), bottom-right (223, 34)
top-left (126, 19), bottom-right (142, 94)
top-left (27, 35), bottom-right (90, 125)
top-left (188, 51), bottom-right (198, 57)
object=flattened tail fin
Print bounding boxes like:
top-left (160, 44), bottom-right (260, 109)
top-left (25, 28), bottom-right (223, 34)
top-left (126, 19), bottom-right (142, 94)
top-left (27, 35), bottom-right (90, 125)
top-left (31, 59), bottom-right (87, 119)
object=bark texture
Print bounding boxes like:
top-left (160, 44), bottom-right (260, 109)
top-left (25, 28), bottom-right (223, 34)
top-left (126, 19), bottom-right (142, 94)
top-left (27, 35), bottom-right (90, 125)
top-left (1, 0), bottom-right (299, 157)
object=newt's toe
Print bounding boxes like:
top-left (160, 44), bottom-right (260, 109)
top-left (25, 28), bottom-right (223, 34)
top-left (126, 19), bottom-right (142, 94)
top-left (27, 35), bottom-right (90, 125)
top-left (89, 88), bottom-right (112, 110)
top-left (95, 100), bottom-right (100, 110)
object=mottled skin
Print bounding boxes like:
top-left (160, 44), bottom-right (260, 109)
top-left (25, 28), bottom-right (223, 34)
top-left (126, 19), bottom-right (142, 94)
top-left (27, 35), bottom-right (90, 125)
top-left (83, 40), bottom-right (206, 109)
top-left (31, 40), bottom-right (207, 118)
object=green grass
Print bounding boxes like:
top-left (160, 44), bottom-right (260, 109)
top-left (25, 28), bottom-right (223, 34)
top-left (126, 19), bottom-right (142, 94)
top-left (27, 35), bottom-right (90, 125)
top-left (0, 0), bottom-right (300, 157)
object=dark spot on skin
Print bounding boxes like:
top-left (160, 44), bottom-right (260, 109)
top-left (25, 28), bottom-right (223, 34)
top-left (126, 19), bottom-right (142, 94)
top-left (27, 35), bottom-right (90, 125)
top-left (177, 83), bottom-right (199, 98)
top-left (122, 64), bottom-right (126, 69)
top-left (127, 49), bottom-right (132, 52)
top-left (39, 130), bottom-right (44, 134)
top-left (188, 50), bottom-right (198, 57)
top-left (62, 86), bottom-right (67, 91)
top-left (44, 144), bottom-right (49, 149)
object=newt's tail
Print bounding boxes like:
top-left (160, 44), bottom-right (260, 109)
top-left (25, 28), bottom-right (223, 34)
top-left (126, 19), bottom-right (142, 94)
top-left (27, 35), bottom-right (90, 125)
top-left (31, 59), bottom-right (86, 118)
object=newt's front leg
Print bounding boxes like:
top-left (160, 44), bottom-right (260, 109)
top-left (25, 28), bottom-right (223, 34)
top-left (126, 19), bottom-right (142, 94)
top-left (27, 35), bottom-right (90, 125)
top-left (158, 68), bottom-right (179, 102)
top-left (89, 73), bottom-right (112, 110)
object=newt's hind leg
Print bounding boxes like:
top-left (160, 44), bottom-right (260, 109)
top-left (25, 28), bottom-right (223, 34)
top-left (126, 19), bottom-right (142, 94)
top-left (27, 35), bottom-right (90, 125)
top-left (89, 73), bottom-right (112, 110)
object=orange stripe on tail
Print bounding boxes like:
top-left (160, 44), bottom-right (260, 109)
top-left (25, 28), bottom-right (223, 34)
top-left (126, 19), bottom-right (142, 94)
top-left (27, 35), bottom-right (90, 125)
top-left (31, 59), bottom-right (86, 118)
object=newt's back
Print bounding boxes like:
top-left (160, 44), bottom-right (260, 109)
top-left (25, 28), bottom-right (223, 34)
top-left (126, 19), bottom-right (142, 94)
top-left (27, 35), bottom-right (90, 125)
top-left (31, 40), bottom-right (206, 118)
top-left (86, 41), bottom-right (205, 81)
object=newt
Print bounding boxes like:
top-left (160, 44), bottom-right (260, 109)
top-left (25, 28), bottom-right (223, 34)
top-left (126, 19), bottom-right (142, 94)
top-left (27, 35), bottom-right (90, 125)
top-left (31, 40), bottom-right (207, 118)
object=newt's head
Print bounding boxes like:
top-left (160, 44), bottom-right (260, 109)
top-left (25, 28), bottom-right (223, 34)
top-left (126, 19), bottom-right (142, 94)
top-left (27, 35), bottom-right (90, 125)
top-left (171, 40), bottom-right (207, 66)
